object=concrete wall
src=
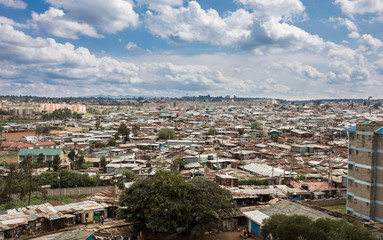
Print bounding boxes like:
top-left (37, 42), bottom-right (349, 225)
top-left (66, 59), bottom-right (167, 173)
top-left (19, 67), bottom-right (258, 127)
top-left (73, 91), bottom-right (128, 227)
top-left (304, 198), bottom-right (346, 207)
top-left (44, 185), bottom-right (114, 197)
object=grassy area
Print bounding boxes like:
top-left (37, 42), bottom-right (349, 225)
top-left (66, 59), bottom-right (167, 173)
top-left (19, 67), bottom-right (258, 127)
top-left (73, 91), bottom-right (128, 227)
top-left (0, 152), bottom-right (17, 158)
top-left (0, 194), bottom-right (90, 210)
top-left (324, 205), bottom-right (347, 214)
top-left (83, 112), bottom-right (94, 117)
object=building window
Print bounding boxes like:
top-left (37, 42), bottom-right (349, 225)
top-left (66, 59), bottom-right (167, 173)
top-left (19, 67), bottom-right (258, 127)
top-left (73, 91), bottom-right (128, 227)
top-left (348, 179), bottom-right (353, 186)
top-left (348, 195), bottom-right (353, 201)
top-left (367, 185), bottom-right (370, 191)
top-left (367, 202), bottom-right (369, 206)
top-left (368, 152), bottom-right (371, 157)
top-left (369, 135), bottom-right (371, 140)
top-left (356, 150), bottom-right (359, 155)
top-left (355, 182), bottom-right (358, 187)
top-left (349, 164), bottom-right (354, 170)
top-left (368, 168), bottom-right (371, 174)
top-left (349, 149), bottom-right (353, 154)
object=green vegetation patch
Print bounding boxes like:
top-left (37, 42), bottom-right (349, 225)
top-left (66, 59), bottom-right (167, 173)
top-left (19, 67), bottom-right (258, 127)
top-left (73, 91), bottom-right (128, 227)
top-left (323, 205), bottom-right (347, 214)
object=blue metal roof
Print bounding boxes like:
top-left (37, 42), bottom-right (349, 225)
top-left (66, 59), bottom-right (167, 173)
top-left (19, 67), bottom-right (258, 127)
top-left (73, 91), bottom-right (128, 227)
top-left (376, 127), bottom-right (383, 134)
top-left (344, 126), bottom-right (356, 131)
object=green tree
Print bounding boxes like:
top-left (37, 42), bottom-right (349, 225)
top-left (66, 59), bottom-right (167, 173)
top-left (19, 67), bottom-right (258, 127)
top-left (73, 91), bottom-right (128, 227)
top-left (76, 154), bottom-right (85, 169)
top-left (251, 121), bottom-right (261, 130)
top-left (100, 156), bottom-right (107, 170)
top-left (42, 126), bottom-right (50, 135)
top-left (295, 174), bottom-right (306, 181)
top-left (108, 137), bottom-right (117, 146)
top-left (0, 164), bottom-right (21, 208)
top-left (261, 215), bottom-right (381, 240)
top-left (20, 154), bottom-right (46, 205)
top-left (173, 157), bottom-right (187, 171)
top-left (68, 149), bottom-right (76, 163)
top-left (118, 123), bottom-right (130, 140)
top-left (188, 177), bottom-right (237, 232)
top-left (261, 214), bottom-right (312, 240)
top-left (36, 153), bottom-right (44, 167)
top-left (132, 124), bottom-right (140, 136)
top-left (123, 169), bottom-right (133, 182)
top-left (119, 171), bottom-right (237, 237)
top-left (95, 120), bottom-right (101, 130)
top-left (207, 127), bottom-right (217, 135)
top-left (271, 134), bottom-right (279, 142)
top-left (119, 170), bottom-right (192, 234)
top-left (237, 128), bottom-right (245, 136)
top-left (52, 155), bottom-right (61, 172)
top-left (40, 170), bottom-right (99, 188)
top-left (72, 112), bottom-right (83, 120)
top-left (258, 130), bottom-right (266, 138)
top-left (157, 128), bottom-right (176, 140)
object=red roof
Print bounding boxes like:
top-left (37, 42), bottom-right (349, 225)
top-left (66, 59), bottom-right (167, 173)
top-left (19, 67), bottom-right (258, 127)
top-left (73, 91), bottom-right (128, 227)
top-left (1, 142), bottom-right (34, 148)
top-left (37, 141), bottom-right (55, 146)
top-left (18, 143), bottom-right (34, 148)
top-left (291, 181), bottom-right (329, 191)
top-left (1, 142), bottom-right (14, 147)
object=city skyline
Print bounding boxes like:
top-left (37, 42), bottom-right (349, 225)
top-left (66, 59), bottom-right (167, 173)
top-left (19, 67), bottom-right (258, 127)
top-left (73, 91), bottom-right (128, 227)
top-left (0, 0), bottom-right (383, 99)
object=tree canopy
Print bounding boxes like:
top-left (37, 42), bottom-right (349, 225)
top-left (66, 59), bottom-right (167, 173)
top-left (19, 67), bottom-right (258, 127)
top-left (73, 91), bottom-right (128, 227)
top-left (119, 171), bottom-right (237, 236)
top-left (157, 128), bottom-right (176, 140)
top-left (207, 127), bottom-right (217, 135)
top-left (261, 214), bottom-right (382, 240)
top-left (251, 121), bottom-right (262, 130)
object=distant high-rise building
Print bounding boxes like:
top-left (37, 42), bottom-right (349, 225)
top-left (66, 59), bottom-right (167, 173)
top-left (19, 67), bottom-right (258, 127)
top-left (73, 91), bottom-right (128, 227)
top-left (346, 120), bottom-right (383, 222)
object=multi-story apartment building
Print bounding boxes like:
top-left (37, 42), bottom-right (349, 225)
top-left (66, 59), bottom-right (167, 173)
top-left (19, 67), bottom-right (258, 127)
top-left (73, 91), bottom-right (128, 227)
top-left (346, 120), bottom-right (383, 222)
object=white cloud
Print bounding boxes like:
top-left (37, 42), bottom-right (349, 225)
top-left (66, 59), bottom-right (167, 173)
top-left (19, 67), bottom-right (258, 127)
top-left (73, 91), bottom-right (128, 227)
top-left (30, 8), bottom-right (102, 39)
top-left (329, 17), bottom-right (357, 31)
top-left (44, 0), bottom-right (139, 33)
top-left (348, 31), bottom-right (360, 39)
top-left (237, 0), bottom-right (305, 21)
top-left (145, 2), bottom-right (253, 46)
top-left (0, 0), bottom-right (26, 9)
top-left (125, 42), bottom-right (148, 53)
top-left (357, 34), bottom-right (383, 55)
top-left (324, 42), bottom-right (376, 85)
top-left (145, 1), bottom-right (323, 53)
top-left (335, 0), bottom-right (383, 16)
top-left (136, 0), bottom-right (183, 9)
top-left (0, 24), bottom-right (243, 97)
top-left (0, 16), bottom-right (25, 27)
top-left (286, 61), bottom-right (323, 79)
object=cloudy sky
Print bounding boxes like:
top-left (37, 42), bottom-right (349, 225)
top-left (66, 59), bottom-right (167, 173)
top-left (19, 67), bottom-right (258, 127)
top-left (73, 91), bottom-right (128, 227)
top-left (0, 0), bottom-right (383, 100)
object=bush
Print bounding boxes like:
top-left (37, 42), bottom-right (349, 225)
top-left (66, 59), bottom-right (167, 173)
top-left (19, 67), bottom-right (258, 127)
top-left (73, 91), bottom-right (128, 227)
top-left (238, 178), bottom-right (269, 185)
top-left (40, 170), bottom-right (100, 188)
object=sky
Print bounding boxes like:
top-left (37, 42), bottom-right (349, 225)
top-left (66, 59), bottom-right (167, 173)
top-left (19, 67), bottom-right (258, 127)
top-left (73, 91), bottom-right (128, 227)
top-left (0, 0), bottom-right (383, 100)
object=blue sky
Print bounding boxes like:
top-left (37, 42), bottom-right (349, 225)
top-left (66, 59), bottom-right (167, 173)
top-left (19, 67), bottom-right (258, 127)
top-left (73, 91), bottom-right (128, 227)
top-left (0, 0), bottom-right (383, 100)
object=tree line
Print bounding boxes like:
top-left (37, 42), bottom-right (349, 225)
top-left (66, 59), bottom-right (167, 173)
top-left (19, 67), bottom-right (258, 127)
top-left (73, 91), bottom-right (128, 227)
top-left (261, 214), bottom-right (382, 240)
top-left (0, 154), bottom-right (99, 209)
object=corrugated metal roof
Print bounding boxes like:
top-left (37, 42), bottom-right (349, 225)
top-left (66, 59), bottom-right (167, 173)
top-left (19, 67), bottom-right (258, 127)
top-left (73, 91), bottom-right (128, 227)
top-left (344, 125), bottom-right (356, 131)
top-left (18, 148), bottom-right (63, 156)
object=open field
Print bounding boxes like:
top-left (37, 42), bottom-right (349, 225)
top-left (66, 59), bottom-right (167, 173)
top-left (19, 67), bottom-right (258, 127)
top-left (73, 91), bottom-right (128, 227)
top-left (323, 205), bottom-right (347, 214)
top-left (2, 131), bottom-right (35, 141)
